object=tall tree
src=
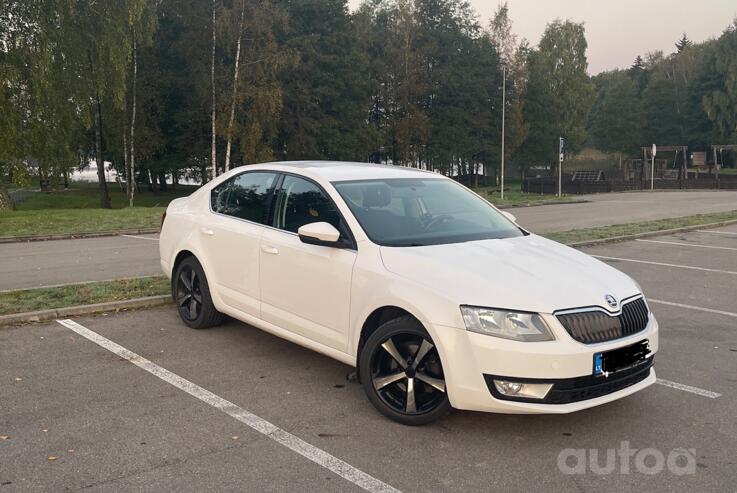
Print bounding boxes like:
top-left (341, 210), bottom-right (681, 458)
top-left (275, 0), bottom-right (374, 161)
top-left (211, 0), bottom-right (217, 179)
top-left (224, 0), bottom-right (246, 172)
top-left (488, 2), bottom-right (529, 170)
top-left (703, 22), bottom-right (737, 143)
top-left (523, 20), bottom-right (594, 168)
top-left (589, 71), bottom-right (643, 165)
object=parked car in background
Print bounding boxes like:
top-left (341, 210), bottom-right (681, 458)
top-left (160, 161), bottom-right (658, 425)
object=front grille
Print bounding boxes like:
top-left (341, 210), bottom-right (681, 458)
top-left (557, 297), bottom-right (649, 344)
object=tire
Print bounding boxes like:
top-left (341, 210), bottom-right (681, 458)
top-left (359, 315), bottom-right (451, 425)
top-left (172, 256), bottom-right (224, 329)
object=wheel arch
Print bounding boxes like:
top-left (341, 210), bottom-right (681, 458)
top-left (172, 249), bottom-right (196, 277)
top-left (355, 305), bottom-right (428, 381)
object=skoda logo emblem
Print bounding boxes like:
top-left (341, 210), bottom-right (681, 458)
top-left (605, 294), bottom-right (618, 309)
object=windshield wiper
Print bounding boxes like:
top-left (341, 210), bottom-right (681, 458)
top-left (383, 242), bottom-right (426, 247)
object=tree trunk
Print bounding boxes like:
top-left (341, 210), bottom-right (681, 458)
top-left (224, 0), bottom-right (246, 172)
top-left (129, 32), bottom-right (138, 207)
top-left (94, 94), bottom-right (112, 209)
top-left (0, 182), bottom-right (14, 210)
top-left (146, 169), bottom-right (155, 193)
top-left (210, 0), bottom-right (217, 179)
top-left (123, 128), bottom-right (130, 195)
top-left (158, 172), bottom-right (168, 191)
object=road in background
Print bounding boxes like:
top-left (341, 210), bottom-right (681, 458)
top-left (0, 234), bottom-right (160, 291)
top-left (511, 189), bottom-right (737, 233)
top-left (2, 190), bottom-right (737, 291)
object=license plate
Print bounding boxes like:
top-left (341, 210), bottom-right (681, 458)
top-left (594, 340), bottom-right (650, 376)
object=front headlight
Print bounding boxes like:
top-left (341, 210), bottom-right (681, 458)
top-left (460, 306), bottom-right (554, 342)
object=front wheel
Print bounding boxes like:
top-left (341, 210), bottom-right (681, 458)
top-left (359, 316), bottom-right (451, 425)
top-left (172, 256), bottom-right (224, 329)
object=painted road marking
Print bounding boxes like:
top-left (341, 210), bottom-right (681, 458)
top-left (121, 234), bottom-right (160, 241)
top-left (56, 319), bottom-right (400, 493)
top-left (699, 230), bottom-right (737, 236)
top-left (635, 239), bottom-right (737, 251)
top-left (655, 379), bottom-right (722, 399)
top-left (593, 255), bottom-right (737, 276)
top-left (649, 298), bottom-right (737, 319)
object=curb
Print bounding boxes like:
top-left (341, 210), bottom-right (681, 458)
top-left (0, 228), bottom-right (160, 244)
top-left (564, 218), bottom-right (737, 248)
top-left (0, 295), bottom-right (172, 327)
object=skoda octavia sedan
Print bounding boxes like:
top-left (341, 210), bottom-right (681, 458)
top-left (159, 161), bottom-right (658, 425)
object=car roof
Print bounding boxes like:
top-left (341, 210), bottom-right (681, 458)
top-left (230, 160), bottom-right (444, 182)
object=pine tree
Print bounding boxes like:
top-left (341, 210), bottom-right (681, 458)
top-left (676, 33), bottom-right (692, 52)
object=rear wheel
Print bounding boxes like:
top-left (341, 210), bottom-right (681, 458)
top-left (359, 316), bottom-right (451, 425)
top-left (172, 256), bottom-right (224, 329)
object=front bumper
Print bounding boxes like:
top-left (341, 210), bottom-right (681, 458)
top-left (431, 314), bottom-right (659, 414)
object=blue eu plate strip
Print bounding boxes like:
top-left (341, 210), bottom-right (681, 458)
top-left (594, 353), bottom-right (603, 375)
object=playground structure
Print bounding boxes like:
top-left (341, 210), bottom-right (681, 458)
top-left (522, 144), bottom-right (737, 195)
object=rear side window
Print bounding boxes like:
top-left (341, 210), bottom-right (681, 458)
top-left (211, 172), bottom-right (277, 224)
top-left (275, 175), bottom-right (341, 233)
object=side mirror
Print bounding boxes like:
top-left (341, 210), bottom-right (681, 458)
top-left (298, 222), bottom-right (342, 247)
top-left (500, 210), bottom-right (517, 223)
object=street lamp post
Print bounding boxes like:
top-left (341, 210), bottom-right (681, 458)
top-left (500, 65), bottom-right (506, 201)
top-left (558, 137), bottom-right (565, 197)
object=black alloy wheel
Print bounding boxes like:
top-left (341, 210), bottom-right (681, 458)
top-left (172, 256), bottom-right (224, 329)
top-left (176, 264), bottom-right (202, 322)
top-left (360, 316), bottom-right (451, 425)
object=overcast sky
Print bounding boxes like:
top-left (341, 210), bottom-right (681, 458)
top-left (347, 0), bottom-right (737, 74)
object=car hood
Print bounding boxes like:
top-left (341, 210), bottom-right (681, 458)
top-left (379, 234), bottom-right (640, 314)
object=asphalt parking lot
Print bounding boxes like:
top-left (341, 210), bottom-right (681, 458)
top-left (2, 226), bottom-right (736, 491)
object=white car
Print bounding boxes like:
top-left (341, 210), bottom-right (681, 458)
top-left (160, 161), bottom-right (658, 425)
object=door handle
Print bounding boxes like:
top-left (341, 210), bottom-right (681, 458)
top-left (200, 227), bottom-right (215, 236)
top-left (261, 245), bottom-right (279, 255)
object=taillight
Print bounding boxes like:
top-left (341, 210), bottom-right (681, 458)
top-left (161, 211), bottom-right (167, 229)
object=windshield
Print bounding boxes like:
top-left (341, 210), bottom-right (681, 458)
top-left (333, 178), bottom-right (525, 246)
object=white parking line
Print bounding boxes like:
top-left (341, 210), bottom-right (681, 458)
top-left (56, 319), bottom-right (400, 493)
top-left (648, 299), bottom-right (737, 319)
top-left (700, 230), bottom-right (737, 236)
top-left (635, 239), bottom-right (737, 251)
top-left (121, 234), bottom-right (160, 241)
top-left (593, 255), bottom-right (737, 276)
top-left (655, 379), bottom-right (722, 399)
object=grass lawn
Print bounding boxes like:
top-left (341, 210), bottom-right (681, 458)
top-left (471, 184), bottom-right (582, 208)
top-left (12, 182), bottom-right (198, 210)
top-left (0, 207), bottom-right (165, 237)
top-left (0, 276), bottom-right (170, 316)
top-left (1, 182), bottom-right (197, 237)
top-left (545, 210), bottom-right (737, 245)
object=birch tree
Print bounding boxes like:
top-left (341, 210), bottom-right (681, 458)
top-left (224, 0), bottom-right (246, 172)
top-left (128, 31), bottom-right (137, 206)
top-left (211, 0), bottom-right (217, 179)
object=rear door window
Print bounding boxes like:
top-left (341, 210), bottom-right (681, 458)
top-left (210, 172), bottom-right (277, 224)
